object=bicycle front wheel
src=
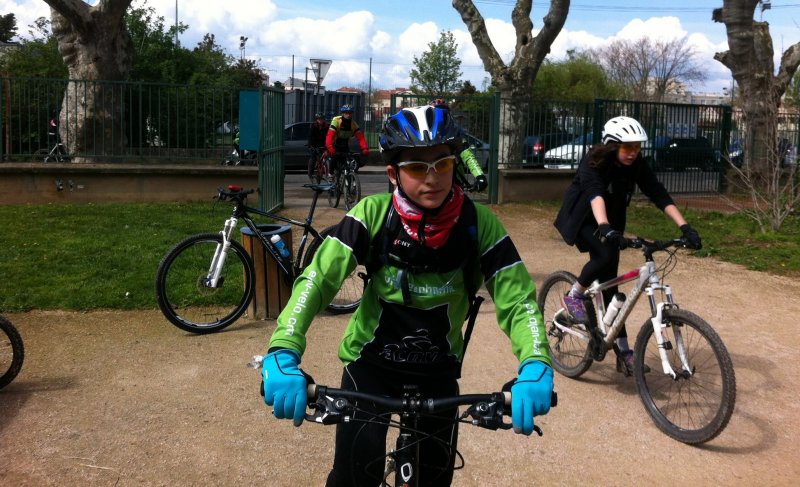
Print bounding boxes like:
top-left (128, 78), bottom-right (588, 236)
top-left (0, 315), bottom-right (24, 389)
top-left (328, 171), bottom-right (341, 208)
top-left (634, 308), bottom-right (736, 444)
top-left (303, 225), bottom-right (363, 313)
top-left (538, 271), bottom-right (593, 378)
top-left (155, 233), bottom-right (255, 334)
top-left (343, 172), bottom-right (361, 210)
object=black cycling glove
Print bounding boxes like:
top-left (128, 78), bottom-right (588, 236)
top-left (598, 223), bottom-right (628, 250)
top-left (474, 175), bottom-right (488, 192)
top-left (680, 224), bottom-right (702, 249)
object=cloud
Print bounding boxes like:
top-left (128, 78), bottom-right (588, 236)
top-left (260, 11), bottom-right (376, 59)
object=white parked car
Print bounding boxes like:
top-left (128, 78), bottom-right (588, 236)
top-left (543, 133), bottom-right (593, 169)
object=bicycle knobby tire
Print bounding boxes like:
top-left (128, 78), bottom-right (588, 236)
top-left (155, 233), bottom-right (255, 333)
top-left (538, 271), bottom-right (595, 378)
top-left (634, 308), bottom-right (736, 444)
top-left (0, 315), bottom-right (24, 389)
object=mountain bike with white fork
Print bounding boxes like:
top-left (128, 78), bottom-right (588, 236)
top-left (538, 235), bottom-right (735, 444)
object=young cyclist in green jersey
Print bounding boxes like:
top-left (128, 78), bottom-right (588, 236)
top-left (261, 105), bottom-right (553, 486)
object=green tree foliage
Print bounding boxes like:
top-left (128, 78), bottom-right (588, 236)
top-left (0, 18), bottom-right (66, 78)
top-left (409, 31), bottom-right (463, 97)
top-left (1, 1), bottom-right (264, 88)
top-left (786, 70), bottom-right (800, 109)
top-left (532, 53), bottom-right (623, 102)
top-left (0, 13), bottom-right (18, 42)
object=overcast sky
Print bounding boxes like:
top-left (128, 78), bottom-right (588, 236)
top-left (3, 0), bottom-right (799, 94)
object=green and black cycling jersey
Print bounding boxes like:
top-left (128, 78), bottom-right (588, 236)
top-left (268, 193), bottom-right (550, 376)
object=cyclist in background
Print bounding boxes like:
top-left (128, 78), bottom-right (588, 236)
top-left (262, 105), bottom-right (553, 486)
top-left (307, 113), bottom-right (328, 180)
top-left (325, 104), bottom-right (369, 175)
top-left (431, 98), bottom-right (488, 192)
top-left (553, 115), bottom-right (702, 375)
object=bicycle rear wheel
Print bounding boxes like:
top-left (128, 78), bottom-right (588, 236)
top-left (303, 225), bottom-right (363, 313)
top-left (33, 148), bottom-right (49, 162)
top-left (155, 233), bottom-right (255, 333)
top-left (634, 308), bottom-right (736, 444)
top-left (537, 271), bottom-right (593, 378)
top-left (343, 172), bottom-right (361, 210)
top-left (0, 315), bottom-right (24, 389)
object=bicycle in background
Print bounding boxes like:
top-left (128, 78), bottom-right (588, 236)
top-left (317, 152), bottom-right (362, 210)
top-left (538, 235), bottom-right (735, 444)
top-left (155, 183), bottom-right (364, 334)
top-left (34, 118), bottom-right (70, 163)
top-left (0, 315), bottom-right (24, 390)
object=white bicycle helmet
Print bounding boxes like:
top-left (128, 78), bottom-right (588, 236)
top-left (601, 116), bottom-right (648, 144)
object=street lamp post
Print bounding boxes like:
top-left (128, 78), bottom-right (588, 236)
top-left (239, 36), bottom-right (248, 61)
top-left (174, 0), bottom-right (179, 47)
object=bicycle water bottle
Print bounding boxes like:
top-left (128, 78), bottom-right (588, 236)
top-left (602, 293), bottom-right (626, 327)
top-left (270, 234), bottom-right (291, 259)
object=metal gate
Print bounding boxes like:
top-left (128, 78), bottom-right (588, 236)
top-left (257, 87), bottom-right (285, 212)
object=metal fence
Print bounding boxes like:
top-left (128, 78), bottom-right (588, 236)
top-left (1, 77), bottom-right (243, 162)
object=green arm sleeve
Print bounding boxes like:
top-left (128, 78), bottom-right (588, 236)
top-left (460, 148), bottom-right (484, 177)
top-left (267, 237), bottom-right (357, 356)
top-left (474, 205), bottom-right (551, 366)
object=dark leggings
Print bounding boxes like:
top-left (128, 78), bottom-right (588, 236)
top-left (575, 223), bottom-right (627, 338)
top-left (325, 361), bottom-right (460, 487)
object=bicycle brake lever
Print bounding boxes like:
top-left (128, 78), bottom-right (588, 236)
top-left (305, 394), bottom-right (351, 425)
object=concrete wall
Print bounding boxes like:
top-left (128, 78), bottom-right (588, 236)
top-left (0, 163), bottom-right (573, 205)
top-left (0, 163), bottom-right (259, 205)
top-left (496, 169), bottom-right (574, 204)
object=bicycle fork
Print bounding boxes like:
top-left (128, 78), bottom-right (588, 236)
top-left (206, 217), bottom-right (238, 288)
top-left (645, 285), bottom-right (693, 380)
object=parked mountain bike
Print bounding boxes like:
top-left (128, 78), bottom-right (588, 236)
top-left (0, 315), bottom-right (24, 390)
top-left (538, 235), bottom-right (735, 444)
top-left (34, 118), bottom-right (70, 163)
top-left (155, 183), bottom-right (364, 334)
top-left (326, 152), bottom-right (362, 210)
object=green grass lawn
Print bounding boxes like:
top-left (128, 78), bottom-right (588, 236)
top-left (0, 200), bottom-right (797, 312)
top-left (0, 201), bottom-right (239, 311)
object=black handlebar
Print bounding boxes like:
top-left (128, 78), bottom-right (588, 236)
top-left (627, 237), bottom-right (698, 252)
top-left (304, 383), bottom-right (557, 434)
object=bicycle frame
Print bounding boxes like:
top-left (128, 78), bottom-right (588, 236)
top-left (206, 185), bottom-right (328, 288)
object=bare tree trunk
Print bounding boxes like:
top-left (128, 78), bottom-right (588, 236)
top-left (47, 0), bottom-right (133, 162)
top-left (712, 1), bottom-right (800, 230)
top-left (453, 0), bottom-right (569, 166)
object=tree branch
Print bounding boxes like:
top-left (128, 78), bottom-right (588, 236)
top-left (775, 42), bottom-right (800, 96)
top-left (43, 0), bottom-right (91, 33)
top-left (525, 0), bottom-right (570, 69)
top-left (452, 0), bottom-right (505, 77)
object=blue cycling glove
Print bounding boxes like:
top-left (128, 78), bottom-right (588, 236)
top-left (261, 349), bottom-right (307, 426)
top-left (511, 360), bottom-right (554, 436)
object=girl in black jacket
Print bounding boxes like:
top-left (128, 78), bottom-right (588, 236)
top-left (553, 116), bottom-right (702, 375)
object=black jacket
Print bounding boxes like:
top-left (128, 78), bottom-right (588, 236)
top-left (554, 152), bottom-right (674, 248)
top-left (308, 122), bottom-right (327, 148)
